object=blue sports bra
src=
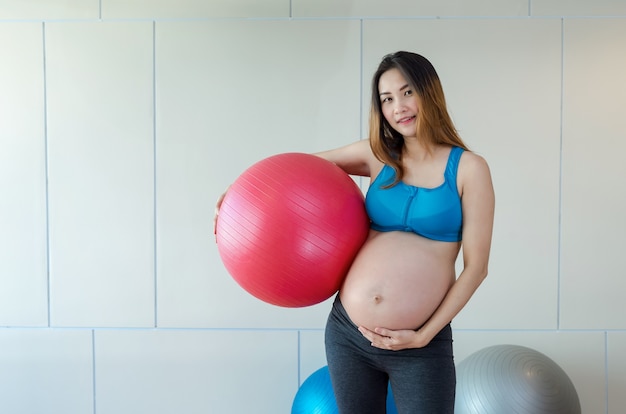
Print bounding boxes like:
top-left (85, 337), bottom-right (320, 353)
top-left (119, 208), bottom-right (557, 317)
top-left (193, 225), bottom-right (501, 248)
top-left (365, 146), bottom-right (464, 242)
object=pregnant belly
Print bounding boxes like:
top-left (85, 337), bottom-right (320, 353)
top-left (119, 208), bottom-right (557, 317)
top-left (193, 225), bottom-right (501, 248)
top-left (339, 230), bottom-right (456, 330)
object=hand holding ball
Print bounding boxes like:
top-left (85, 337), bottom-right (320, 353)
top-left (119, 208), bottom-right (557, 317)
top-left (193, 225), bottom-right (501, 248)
top-left (215, 153), bottom-right (369, 307)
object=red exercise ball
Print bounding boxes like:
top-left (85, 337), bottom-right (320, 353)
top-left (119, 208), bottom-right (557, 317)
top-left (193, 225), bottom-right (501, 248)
top-left (216, 153), bottom-right (370, 307)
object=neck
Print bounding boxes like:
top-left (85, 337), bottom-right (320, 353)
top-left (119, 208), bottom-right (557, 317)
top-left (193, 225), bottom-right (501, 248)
top-left (402, 137), bottom-right (432, 161)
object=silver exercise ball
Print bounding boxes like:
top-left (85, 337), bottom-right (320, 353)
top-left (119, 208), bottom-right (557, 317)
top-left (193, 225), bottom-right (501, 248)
top-left (455, 344), bottom-right (581, 414)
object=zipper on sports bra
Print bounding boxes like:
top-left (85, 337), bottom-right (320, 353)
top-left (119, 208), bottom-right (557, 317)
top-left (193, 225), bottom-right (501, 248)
top-left (402, 187), bottom-right (418, 231)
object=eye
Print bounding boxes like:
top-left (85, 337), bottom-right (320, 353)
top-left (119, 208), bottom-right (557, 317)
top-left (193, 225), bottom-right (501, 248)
top-left (381, 97), bottom-right (392, 104)
top-left (404, 89), bottom-right (413, 96)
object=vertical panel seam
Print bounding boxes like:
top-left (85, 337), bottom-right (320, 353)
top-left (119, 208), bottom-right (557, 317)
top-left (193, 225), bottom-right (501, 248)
top-left (360, 19), bottom-right (363, 129)
top-left (42, 21), bottom-right (51, 328)
top-left (359, 18), bottom-right (364, 189)
top-left (605, 331), bottom-right (609, 414)
top-left (557, 17), bottom-right (564, 330)
top-left (92, 329), bottom-right (97, 414)
top-left (153, 21), bottom-right (158, 328)
top-left (297, 330), bottom-right (301, 386)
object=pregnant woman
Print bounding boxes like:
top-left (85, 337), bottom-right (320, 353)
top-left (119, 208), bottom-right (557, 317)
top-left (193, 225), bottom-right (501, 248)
top-left (215, 51), bottom-right (494, 413)
top-left (315, 51), bottom-right (494, 414)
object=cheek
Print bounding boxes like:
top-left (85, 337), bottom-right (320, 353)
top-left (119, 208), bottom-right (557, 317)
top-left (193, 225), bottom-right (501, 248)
top-left (381, 106), bottom-right (394, 123)
top-left (411, 99), bottom-right (420, 114)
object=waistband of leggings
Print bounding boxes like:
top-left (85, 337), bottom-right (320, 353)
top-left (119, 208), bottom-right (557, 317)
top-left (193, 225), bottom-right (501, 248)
top-left (332, 294), bottom-right (452, 339)
top-left (331, 294), bottom-right (358, 328)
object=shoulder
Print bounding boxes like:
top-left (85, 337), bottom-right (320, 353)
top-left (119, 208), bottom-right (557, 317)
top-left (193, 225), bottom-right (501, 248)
top-left (457, 151), bottom-right (493, 194)
top-left (354, 139), bottom-right (384, 164)
top-left (459, 150), bottom-right (490, 174)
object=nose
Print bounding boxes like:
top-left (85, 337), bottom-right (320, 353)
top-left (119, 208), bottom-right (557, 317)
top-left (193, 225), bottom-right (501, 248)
top-left (394, 102), bottom-right (406, 114)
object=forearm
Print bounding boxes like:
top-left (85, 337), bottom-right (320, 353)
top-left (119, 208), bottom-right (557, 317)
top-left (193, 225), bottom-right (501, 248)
top-left (415, 267), bottom-right (487, 346)
top-left (313, 139), bottom-right (374, 177)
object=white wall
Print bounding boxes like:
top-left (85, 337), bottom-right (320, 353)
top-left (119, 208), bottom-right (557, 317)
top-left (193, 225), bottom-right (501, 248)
top-left (0, 0), bottom-right (624, 413)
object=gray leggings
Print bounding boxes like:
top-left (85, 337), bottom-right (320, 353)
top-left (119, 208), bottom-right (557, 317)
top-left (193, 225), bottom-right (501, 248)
top-left (325, 296), bottom-right (456, 414)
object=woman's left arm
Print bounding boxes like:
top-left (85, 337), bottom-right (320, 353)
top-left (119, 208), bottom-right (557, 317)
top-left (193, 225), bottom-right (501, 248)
top-left (361, 152), bottom-right (495, 350)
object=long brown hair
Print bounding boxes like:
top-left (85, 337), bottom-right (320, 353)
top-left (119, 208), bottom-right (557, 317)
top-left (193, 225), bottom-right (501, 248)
top-left (369, 51), bottom-right (468, 186)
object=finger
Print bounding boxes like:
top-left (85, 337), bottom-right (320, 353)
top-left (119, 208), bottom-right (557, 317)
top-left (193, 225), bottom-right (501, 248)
top-left (374, 336), bottom-right (395, 350)
top-left (216, 185), bottom-right (231, 208)
top-left (358, 327), bottom-right (381, 344)
top-left (358, 327), bottom-right (392, 350)
top-left (357, 326), bottom-right (371, 339)
top-left (374, 327), bottom-right (393, 337)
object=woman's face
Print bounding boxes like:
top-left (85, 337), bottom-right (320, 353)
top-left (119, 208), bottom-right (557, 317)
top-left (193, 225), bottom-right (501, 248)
top-left (378, 68), bottom-right (419, 138)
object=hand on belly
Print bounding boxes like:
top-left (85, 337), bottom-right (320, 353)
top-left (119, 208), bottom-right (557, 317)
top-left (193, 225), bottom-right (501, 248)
top-left (357, 325), bottom-right (432, 351)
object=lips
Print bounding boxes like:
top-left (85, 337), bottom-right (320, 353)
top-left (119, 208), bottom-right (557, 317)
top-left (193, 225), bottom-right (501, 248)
top-left (397, 115), bottom-right (415, 124)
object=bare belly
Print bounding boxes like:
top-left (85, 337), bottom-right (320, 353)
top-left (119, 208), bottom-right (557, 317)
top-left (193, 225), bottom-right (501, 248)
top-left (339, 230), bottom-right (458, 331)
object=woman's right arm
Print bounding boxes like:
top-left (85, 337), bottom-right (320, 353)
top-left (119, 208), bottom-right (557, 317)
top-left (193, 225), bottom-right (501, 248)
top-left (314, 139), bottom-right (378, 177)
top-left (214, 139), bottom-right (377, 235)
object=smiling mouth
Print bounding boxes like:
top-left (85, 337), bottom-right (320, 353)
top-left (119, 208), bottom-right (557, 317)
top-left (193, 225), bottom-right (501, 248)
top-left (397, 116), bottom-right (415, 124)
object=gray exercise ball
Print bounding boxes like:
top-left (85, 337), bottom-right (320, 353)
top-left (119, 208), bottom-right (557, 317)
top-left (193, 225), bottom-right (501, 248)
top-left (455, 344), bottom-right (581, 414)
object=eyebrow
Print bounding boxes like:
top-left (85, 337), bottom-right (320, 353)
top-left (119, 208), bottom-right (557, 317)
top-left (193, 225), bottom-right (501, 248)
top-left (379, 83), bottom-right (410, 96)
